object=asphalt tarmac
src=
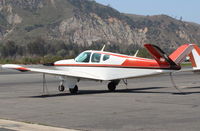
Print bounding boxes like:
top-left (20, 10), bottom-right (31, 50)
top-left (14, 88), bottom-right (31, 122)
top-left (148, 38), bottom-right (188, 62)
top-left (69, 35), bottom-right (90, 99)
top-left (0, 69), bottom-right (200, 131)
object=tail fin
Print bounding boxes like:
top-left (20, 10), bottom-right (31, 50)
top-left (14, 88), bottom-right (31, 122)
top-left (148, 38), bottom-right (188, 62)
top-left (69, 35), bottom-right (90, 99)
top-left (169, 44), bottom-right (194, 65)
top-left (188, 45), bottom-right (200, 69)
top-left (144, 44), bottom-right (177, 67)
top-left (144, 44), bottom-right (194, 69)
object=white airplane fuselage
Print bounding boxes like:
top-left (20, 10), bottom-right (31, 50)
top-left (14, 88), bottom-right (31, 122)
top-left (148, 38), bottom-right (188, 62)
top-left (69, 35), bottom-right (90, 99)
top-left (53, 50), bottom-right (175, 81)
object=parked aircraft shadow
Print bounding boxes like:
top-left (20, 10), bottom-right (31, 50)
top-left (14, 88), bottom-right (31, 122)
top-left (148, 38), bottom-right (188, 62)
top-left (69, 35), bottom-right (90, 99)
top-left (185, 86), bottom-right (200, 89)
top-left (24, 86), bottom-right (200, 98)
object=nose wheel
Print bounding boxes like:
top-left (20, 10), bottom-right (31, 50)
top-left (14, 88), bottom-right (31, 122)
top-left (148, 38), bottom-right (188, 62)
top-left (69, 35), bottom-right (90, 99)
top-left (69, 85), bottom-right (78, 94)
top-left (58, 85), bottom-right (65, 92)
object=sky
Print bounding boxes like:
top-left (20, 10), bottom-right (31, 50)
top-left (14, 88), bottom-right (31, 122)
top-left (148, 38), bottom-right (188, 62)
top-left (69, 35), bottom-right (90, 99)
top-left (95, 0), bottom-right (200, 24)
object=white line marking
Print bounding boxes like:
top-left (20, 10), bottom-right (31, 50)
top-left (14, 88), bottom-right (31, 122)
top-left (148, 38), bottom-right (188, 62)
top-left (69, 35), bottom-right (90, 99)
top-left (0, 119), bottom-right (79, 131)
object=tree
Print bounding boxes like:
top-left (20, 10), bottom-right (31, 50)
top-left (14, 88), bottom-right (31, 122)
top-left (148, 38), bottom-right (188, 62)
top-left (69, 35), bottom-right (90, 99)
top-left (27, 38), bottom-right (47, 56)
top-left (57, 49), bottom-right (67, 57)
top-left (1, 41), bottom-right (18, 57)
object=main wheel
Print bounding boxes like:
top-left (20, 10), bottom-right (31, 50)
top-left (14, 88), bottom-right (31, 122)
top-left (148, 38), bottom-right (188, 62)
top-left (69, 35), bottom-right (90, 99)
top-left (69, 85), bottom-right (78, 94)
top-left (108, 82), bottom-right (116, 92)
top-left (58, 85), bottom-right (65, 92)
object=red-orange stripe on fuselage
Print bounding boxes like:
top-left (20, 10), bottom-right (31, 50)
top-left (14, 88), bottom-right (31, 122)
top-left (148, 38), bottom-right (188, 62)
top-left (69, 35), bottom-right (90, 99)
top-left (121, 59), bottom-right (170, 68)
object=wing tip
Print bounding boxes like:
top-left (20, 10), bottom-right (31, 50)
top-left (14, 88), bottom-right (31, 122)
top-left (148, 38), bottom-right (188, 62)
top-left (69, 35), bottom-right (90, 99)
top-left (2, 64), bottom-right (30, 72)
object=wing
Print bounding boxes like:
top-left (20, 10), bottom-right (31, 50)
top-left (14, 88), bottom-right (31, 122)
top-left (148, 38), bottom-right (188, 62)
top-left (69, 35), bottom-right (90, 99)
top-left (1, 64), bottom-right (102, 80)
top-left (1, 64), bottom-right (169, 81)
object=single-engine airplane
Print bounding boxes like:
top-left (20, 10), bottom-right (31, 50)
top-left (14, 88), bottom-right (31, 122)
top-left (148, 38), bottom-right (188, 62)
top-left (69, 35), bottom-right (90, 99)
top-left (1, 43), bottom-right (195, 94)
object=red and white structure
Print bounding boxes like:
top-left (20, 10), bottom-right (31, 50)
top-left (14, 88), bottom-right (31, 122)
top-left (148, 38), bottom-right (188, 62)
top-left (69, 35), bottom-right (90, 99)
top-left (2, 44), bottom-right (195, 94)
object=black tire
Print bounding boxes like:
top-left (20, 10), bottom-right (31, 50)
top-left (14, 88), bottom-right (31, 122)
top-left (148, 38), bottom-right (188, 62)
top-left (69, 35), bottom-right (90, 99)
top-left (69, 85), bottom-right (78, 94)
top-left (58, 85), bottom-right (65, 92)
top-left (108, 82), bottom-right (116, 92)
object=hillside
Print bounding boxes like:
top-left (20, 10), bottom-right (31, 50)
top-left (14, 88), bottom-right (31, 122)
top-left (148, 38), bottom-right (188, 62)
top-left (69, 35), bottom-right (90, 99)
top-left (127, 14), bottom-right (200, 51)
top-left (0, 0), bottom-right (200, 61)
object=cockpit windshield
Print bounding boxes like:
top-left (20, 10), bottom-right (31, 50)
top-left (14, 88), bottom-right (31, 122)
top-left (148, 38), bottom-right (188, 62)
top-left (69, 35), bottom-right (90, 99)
top-left (75, 52), bottom-right (91, 62)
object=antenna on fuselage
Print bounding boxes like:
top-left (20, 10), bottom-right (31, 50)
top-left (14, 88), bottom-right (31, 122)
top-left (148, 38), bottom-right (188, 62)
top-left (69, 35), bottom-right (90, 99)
top-left (101, 45), bottom-right (106, 51)
top-left (134, 50), bottom-right (139, 57)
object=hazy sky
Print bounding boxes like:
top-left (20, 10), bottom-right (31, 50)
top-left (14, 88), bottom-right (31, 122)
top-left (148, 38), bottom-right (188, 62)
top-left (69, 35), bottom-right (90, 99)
top-left (95, 0), bottom-right (200, 24)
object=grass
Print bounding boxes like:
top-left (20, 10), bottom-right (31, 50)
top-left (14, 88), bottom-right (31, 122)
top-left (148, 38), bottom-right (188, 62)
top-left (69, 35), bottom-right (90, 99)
top-left (0, 56), bottom-right (64, 64)
top-left (181, 62), bottom-right (192, 67)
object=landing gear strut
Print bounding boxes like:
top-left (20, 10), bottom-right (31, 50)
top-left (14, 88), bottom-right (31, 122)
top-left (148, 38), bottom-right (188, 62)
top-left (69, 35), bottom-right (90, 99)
top-left (69, 85), bottom-right (79, 94)
top-left (107, 80), bottom-right (120, 92)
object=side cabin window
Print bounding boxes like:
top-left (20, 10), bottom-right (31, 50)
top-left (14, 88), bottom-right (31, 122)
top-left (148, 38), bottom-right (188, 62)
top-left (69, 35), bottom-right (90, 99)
top-left (75, 52), bottom-right (91, 62)
top-left (103, 54), bottom-right (110, 61)
top-left (91, 53), bottom-right (101, 63)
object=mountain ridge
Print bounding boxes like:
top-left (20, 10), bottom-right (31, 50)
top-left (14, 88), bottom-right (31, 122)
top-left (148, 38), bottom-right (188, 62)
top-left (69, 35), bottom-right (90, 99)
top-left (0, 0), bottom-right (200, 58)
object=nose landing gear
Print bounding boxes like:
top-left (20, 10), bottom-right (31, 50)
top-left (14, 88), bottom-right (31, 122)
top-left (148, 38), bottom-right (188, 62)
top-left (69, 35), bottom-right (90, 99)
top-left (58, 80), bottom-right (65, 92)
top-left (58, 84), bottom-right (78, 94)
top-left (58, 85), bottom-right (65, 92)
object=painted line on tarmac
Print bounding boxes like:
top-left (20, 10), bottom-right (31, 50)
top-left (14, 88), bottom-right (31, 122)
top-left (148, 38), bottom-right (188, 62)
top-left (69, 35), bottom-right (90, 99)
top-left (0, 119), bottom-right (79, 131)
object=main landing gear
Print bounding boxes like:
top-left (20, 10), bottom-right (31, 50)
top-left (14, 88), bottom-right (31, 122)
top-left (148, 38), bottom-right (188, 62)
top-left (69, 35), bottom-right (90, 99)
top-left (107, 80), bottom-right (120, 92)
top-left (69, 85), bottom-right (78, 94)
